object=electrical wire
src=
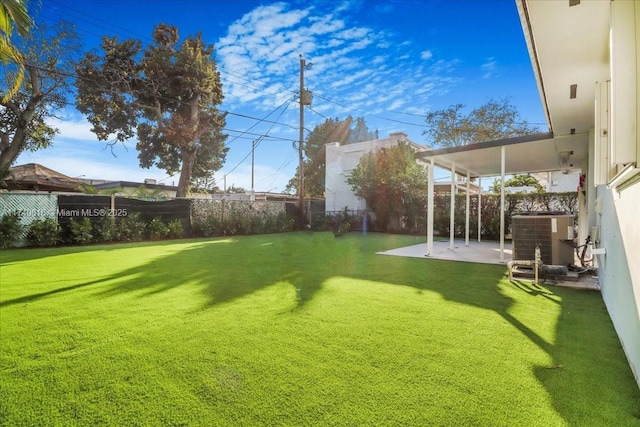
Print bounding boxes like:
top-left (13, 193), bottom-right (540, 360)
top-left (220, 97), bottom-right (296, 177)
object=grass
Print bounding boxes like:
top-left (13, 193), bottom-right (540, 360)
top-left (1, 232), bottom-right (639, 426)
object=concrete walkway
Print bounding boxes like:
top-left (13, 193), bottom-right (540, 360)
top-left (377, 239), bottom-right (512, 265)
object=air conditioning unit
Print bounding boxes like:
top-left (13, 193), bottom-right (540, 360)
top-left (512, 214), bottom-right (575, 266)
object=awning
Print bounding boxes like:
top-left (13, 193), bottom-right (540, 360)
top-left (416, 131), bottom-right (588, 178)
top-left (416, 131), bottom-right (587, 263)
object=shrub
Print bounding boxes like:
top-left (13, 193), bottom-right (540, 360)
top-left (148, 217), bottom-right (169, 240)
top-left (116, 213), bottom-right (145, 242)
top-left (0, 211), bottom-right (23, 249)
top-left (197, 213), bottom-right (222, 237)
top-left (94, 216), bottom-right (117, 243)
top-left (275, 212), bottom-right (295, 233)
top-left (230, 215), bottom-right (251, 235)
top-left (167, 219), bottom-right (183, 239)
top-left (68, 217), bottom-right (93, 244)
top-left (250, 215), bottom-right (265, 234)
top-left (27, 218), bottom-right (60, 247)
top-left (332, 208), bottom-right (352, 237)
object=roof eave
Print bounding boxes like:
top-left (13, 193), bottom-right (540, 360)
top-left (516, 0), bottom-right (553, 133)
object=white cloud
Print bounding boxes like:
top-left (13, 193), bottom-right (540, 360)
top-left (46, 116), bottom-right (99, 142)
top-left (481, 57), bottom-right (498, 79)
top-left (421, 50), bottom-right (433, 60)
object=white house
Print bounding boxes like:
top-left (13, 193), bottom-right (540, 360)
top-left (324, 132), bottom-right (425, 212)
top-left (521, 0), bottom-right (640, 390)
top-left (419, 0), bottom-right (639, 388)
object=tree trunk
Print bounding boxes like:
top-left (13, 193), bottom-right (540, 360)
top-left (0, 66), bottom-right (43, 171)
top-left (176, 148), bottom-right (197, 198)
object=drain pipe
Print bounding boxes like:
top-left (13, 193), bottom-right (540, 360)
top-left (534, 244), bottom-right (541, 285)
top-left (507, 260), bottom-right (535, 280)
top-left (507, 244), bottom-right (542, 283)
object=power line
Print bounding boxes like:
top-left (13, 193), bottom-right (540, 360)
top-left (312, 93), bottom-right (427, 128)
top-left (220, 98), bottom-right (295, 177)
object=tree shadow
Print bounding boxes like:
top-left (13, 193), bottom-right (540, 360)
top-left (531, 286), bottom-right (640, 424)
top-left (504, 278), bottom-right (640, 423)
top-left (3, 232), bottom-right (638, 423)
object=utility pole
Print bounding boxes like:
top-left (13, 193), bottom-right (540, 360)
top-left (298, 55), bottom-right (312, 226)
top-left (251, 139), bottom-right (255, 201)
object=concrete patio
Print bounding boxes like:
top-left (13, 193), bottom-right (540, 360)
top-left (377, 238), bottom-right (600, 291)
top-left (377, 239), bottom-right (512, 265)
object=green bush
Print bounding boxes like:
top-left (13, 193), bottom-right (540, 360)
top-left (197, 213), bottom-right (222, 237)
top-left (332, 208), bottom-right (353, 237)
top-left (27, 218), bottom-right (60, 247)
top-left (0, 211), bottom-right (23, 249)
top-left (94, 216), bottom-right (117, 243)
top-left (250, 215), bottom-right (265, 234)
top-left (275, 212), bottom-right (295, 233)
top-left (193, 210), bottom-right (293, 237)
top-left (68, 217), bottom-right (93, 244)
top-left (148, 217), bottom-right (169, 240)
top-left (167, 219), bottom-right (183, 239)
top-left (230, 215), bottom-right (251, 235)
top-left (116, 213), bottom-right (145, 242)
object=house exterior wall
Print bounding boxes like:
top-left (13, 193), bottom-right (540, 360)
top-left (325, 132), bottom-right (415, 212)
top-left (596, 184), bottom-right (640, 387)
top-left (592, 0), bottom-right (640, 388)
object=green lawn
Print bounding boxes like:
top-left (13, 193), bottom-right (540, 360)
top-left (1, 232), bottom-right (638, 426)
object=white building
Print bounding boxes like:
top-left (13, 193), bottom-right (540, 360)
top-left (324, 132), bottom-right (425, 212)
top-left (532, 170), bottom-right (581, 193)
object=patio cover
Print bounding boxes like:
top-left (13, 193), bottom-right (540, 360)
top-left (416, 131), bottom-right (588, 179)
top-left (415, 131), bottom-right (588, 262)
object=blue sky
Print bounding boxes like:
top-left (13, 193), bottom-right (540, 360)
top-left (16, 0), bottom-right (546, 191)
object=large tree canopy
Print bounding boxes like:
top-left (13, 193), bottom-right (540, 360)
top-left (285, 116), bottom-right (377, 197)
top-left (423, 98), bottom-right (539, 148)
top-left (75, 24), bottom-right (228, 197)
top-left (0, 22), bottom-right (80, 176)
top-left (347, 142), bottom-right (427, 232)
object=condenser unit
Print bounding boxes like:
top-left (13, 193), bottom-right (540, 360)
top-left (512, 213), bottom-right (575, 266)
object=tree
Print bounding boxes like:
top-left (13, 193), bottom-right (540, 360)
top-left (226, 184), bottom-right (246, 194)
top-left (285, 116), bottom-right (377, 196)
top-left (489, 174), bottom-right (545, 194)
top-left (0, 22), bottom-right (80, 174)
top-left (347, 142), bottom-right (427, 232)
top-left (346, 117), bottom-right (378, 144)
top-left (1, 0), bottom-right (33, 102)
top-left (75, 24), bottom-right (228, 198)
top-left (423, 98), bottom-right (539, 148)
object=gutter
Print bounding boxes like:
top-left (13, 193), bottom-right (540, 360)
top-left (516, 0), bottom-right (553, 133)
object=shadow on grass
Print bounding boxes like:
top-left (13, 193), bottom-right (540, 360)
top-left (507, 280), bottom-right (640, 424)
top-left (0, 233), bottom-right (337, 309)
top-left (3, 232), bottom-right (639, 423)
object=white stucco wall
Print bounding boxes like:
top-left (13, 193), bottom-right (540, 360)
top-left (325, 132), bottom-right (419, 212)
top-left (596, 183), bottom-right (640, 388)
top-left (532, 170), bottom-right (580, 192)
